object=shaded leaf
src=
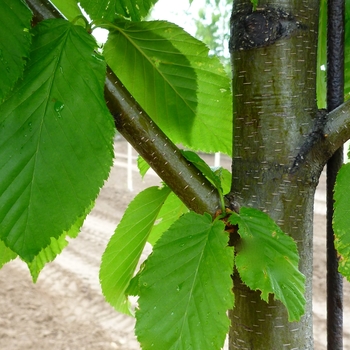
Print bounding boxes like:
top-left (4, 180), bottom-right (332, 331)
top-left (80, 0), bottom-right (158, 22)
top-left (136, 212), bottom-right (234, 350)
top-left (100, 186), bottom-right (171, 315)
top-left (104, 20), bottom-right (232, 154)
top-left (0, 19), bottom-right (115, 261)
top-left (229, 207), bottom-right (305, 322)
top-left (333, 163), bottom-right (350, 281)
top-left (0, 0), bottom-right (32, 101)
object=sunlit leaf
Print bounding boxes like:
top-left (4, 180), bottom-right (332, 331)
top-left (136, 212), bottom-right (234, 349)
top-left (100, 186), bottom-right (171, 315)
top-left (334, 163), bottom-right (350, 281)
top-left (250, 0), bottom-right (258, 10)
top-left (147, 191), bottom-right (188, 245)
top-left (104, 20), bottom-right (232, 154)
top-left (229, 208), bottom-right (305, 322)
top-left (50, 0), bottom-right (83, 21)
top-left (0, 0), bottom-right (32, 101)
top-left (214, 167), bottom-right (231, 195)
top-left (0, 19), bottom-right (114, 261)
top-left (137, 155), bottom-right (151, 178)
top-left (0, 239), bottom-right (17, 269)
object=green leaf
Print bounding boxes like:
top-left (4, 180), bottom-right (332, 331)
top-left (181, 150), bottom-right (222, 190)
top-left (229, 207), bottom-right (305, 322)
top-left (100, 186), bottom-right (171, 315)
top-left (26, 204), bottom-right (90, 282)
top-left (0, 239), bottom-right (17, 269)
top-left (250, 0), bottom-right (258, 10)
top-left (50, 0), bottom-right (83, 21)
top-left (214, 167), bottom-right (231, 195)
top-left (136, 212), bottom-right (234, 350)
top-left (317, 0), bottom-right (327, 108)
top-left (148, 191), bottom-right (188, 245)
top-left (28, 235), bottom-right (68, 282)
top-left (137, 155), bottom-right (151, 178)
top-left (180, 150), bottom-right (230, 212)
top-left (104, 20), bottom-right (232, 154)
top-left (0, 0), bottom-right (32, 101)
top-left (0, 19), bottom-right (115, 262)
top-left (126, 264), bottom-right (143, 297)
top-left (333, 163), bottom-right (350, 281)
top-left (80, 0), bottom-right (158, 22)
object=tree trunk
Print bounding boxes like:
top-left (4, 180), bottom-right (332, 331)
top-left (228, 1), bottom-right (321, 348)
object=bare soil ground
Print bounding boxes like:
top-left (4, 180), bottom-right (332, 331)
top-left (0, 140), bottom-right (349, 350)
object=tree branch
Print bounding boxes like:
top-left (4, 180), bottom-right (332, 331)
top-left (104, 72), bottom-right (222, 215)
top-left (323, 99), bottom-right (350, 156)
top-left (25, 0), bottom-right (222, 215)
top-left (291, 100), bottom-right (350, 173)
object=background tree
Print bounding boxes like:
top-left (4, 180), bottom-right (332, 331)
top-left (194, 0), bottom-right (231, 72)
top-left (1, 0), bottom-right (350, 349)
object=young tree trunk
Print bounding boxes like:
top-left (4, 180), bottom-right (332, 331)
top-left (228, 1), bottom-right (321, 348)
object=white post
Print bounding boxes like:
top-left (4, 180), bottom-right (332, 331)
top-left (344, 140), bottom-right (350, 163)
top-left (214, 152), bottom-right (221, 167)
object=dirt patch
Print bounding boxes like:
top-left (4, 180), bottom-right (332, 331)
top-left (0, 140), bottom-right (349, 349)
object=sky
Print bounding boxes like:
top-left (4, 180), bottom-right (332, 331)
top-left (150, 0), bottom-right (206, 36)
top-left (91, 0), bottom-right (205, 45)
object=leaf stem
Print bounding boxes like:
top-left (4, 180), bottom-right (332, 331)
top-left (90, 19), bottom-right (118, 32)
top-left (218, 189), bottom-right (226, 214)
top-left (71, 15), bottom-right (91, 32)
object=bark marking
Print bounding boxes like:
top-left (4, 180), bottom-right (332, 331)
top-left (230, 6), bottom-right (305, 51)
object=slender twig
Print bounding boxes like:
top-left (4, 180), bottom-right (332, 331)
top-left (25, 0), bottom-right (222, 215)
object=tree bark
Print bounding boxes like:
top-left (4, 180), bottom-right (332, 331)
top-left (229, 1), bottom-right (321, 348)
